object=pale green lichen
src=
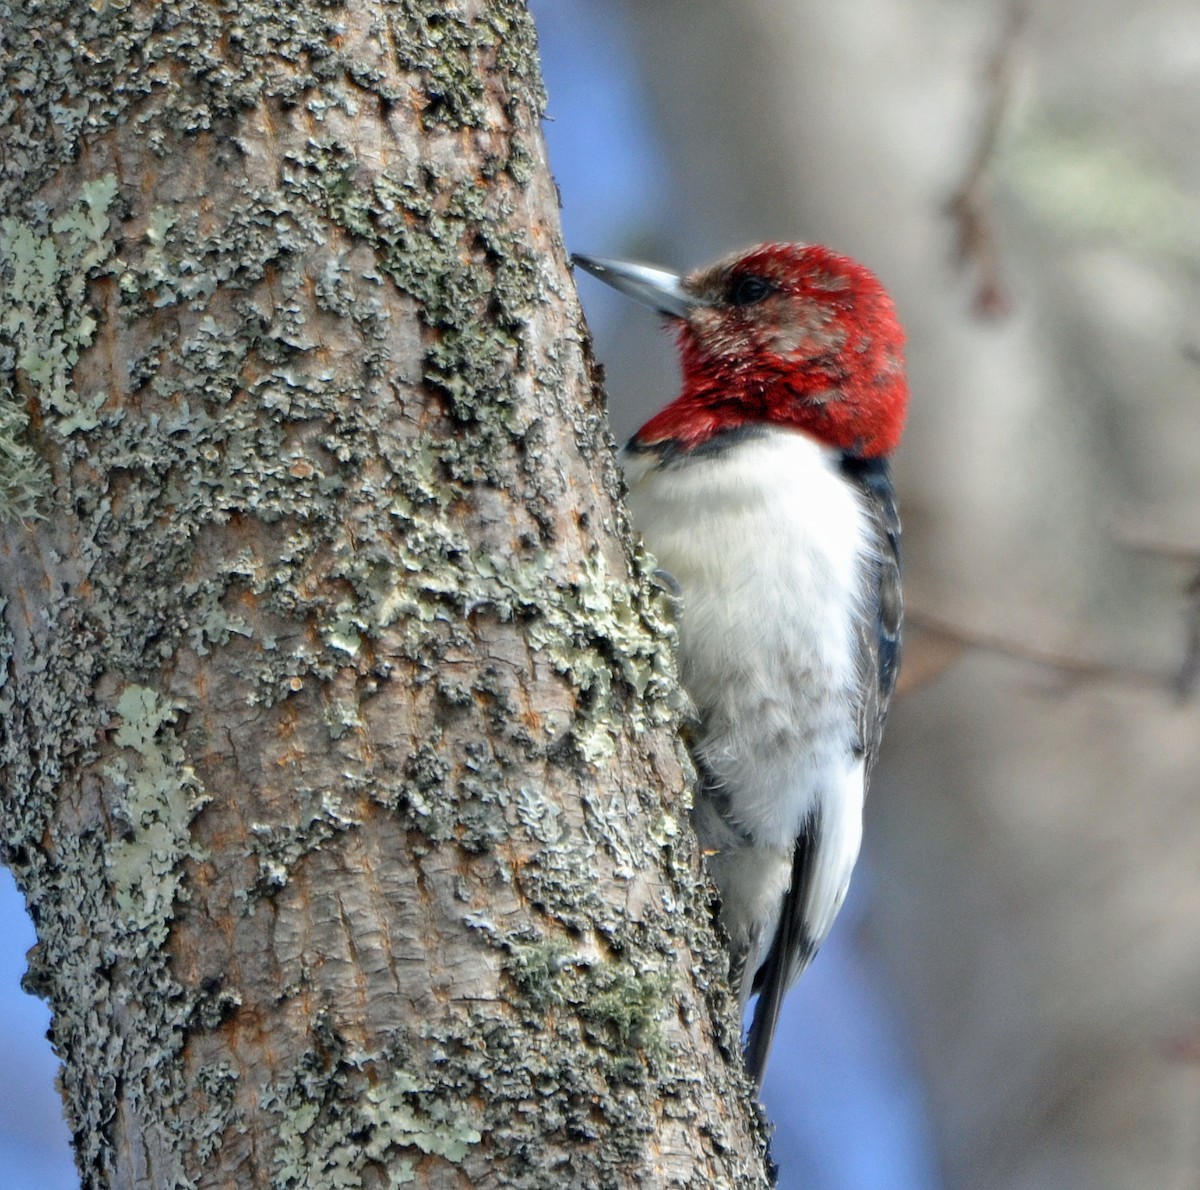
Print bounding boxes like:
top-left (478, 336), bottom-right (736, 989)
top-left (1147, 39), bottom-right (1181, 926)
top-left (283, 143), bottom-right (540, 458)
top-left (265, 1025), bottom-right (484, 1189)
top-left (501, 934), bottom-right (576, 1011)
top-left (389, 0), bottom-right (546, 137)
top-left (16, 682), bottom-right (214, 1182)
top-left (363, 1072), bottom-right (483, 1164)
top-left (480, 924), bottom-right (673, 1068)
top-left (262, 936), bottom-right (682, 1189)
top-left (104, 683), bottom-right (208, 947)
top-left (0, 173), bottom-right (119, 518)
top-left (338, 542), bottom-right (681, 762)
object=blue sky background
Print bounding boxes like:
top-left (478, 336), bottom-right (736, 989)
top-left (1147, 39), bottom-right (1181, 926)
top-left (0, 5), bottom-right (941, 1186)
top-left (0, 867), bottom-right (74, 1188)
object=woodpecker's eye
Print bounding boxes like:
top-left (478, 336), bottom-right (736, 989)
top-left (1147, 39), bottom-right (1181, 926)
top-left (730, 275), bottom-right (774, 307)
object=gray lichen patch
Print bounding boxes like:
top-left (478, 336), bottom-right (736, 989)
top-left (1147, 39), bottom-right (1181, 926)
top-left (521, 549), bottom-right (684, 759)
top-left (247, 789), bottom-right (361, 898)
top-left (0, 173), bottom-right (119, 518)
top-left (264, 1019), bottom-right (484, 1189)
top-left (390, 2), bottom-right (492, 130)
top-left (344, 540), bottom-right (681, 762)
top-left (282, 143), bottom-right (543, 457)
top-left (0, 390), bottom-right (48, 522)
top-left (104, 683), bottom-right (208, 947)
top-left (389, 0), bottom-right (547, 136)
top-left (263, 970), bottom-right (678, 1190)
top-left (11, 681), bottom-right (217, 1183)
top-left (411, 991), bottom-right (669, 1186)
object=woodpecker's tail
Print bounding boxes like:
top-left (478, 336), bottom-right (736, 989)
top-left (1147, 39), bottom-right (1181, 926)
top-left (744, 825), bottom-right (820, 1087)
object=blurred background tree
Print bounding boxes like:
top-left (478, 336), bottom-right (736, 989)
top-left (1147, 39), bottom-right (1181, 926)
top-left (3, 1), bottom-right (1199, 1187)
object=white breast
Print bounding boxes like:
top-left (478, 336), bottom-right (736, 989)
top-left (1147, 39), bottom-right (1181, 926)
top-left (622, 426), bottom-right (870, 963)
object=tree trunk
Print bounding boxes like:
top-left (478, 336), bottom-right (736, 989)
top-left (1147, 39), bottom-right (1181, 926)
top-left (0, 2), bottom-right (770, 1185)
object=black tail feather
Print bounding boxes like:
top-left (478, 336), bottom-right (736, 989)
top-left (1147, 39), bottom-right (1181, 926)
top-left (744, 816), bottom-right (820, 1087)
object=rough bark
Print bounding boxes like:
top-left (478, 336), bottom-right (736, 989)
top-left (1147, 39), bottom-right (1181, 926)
top-left (0, 2), bottom-right (771, 1186)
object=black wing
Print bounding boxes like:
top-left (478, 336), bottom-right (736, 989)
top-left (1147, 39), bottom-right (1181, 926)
top-left (744, 454), bottom-right (902, 1087)
top-left (843, 454), bottom-right (903, 783)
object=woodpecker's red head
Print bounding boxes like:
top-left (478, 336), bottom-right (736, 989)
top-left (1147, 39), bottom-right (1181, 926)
top-left (574, 243), bottom-right (908, 459)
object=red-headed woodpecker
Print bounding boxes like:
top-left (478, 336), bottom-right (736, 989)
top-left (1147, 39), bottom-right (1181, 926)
top-left (575, 244), bottom-right (906, 1086)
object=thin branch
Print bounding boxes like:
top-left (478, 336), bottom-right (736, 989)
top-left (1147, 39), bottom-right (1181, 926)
top-left (946, 0), bottom-right (1029, 319)
top-left (895, 625), bottom-right (966, 698)
top-left (902, 604), bottom-right (1173, 695)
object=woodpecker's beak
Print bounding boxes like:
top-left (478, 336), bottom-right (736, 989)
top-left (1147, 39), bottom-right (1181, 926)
top-left (572, 254), bottom-right (700, 320)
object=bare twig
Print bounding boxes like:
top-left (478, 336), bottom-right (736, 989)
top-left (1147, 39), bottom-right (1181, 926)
top-left (946, 0), bottom-right (1029, 319)
top-left (895, 623), bottom-right (966, 697)
top-left (902, 604), bottom-right (1173, 695)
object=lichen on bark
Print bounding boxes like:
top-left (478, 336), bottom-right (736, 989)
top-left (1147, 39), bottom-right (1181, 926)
top-left (0, 1), bottom-right (770, 1186)
top-left (0, 173), bottom-right (119, 517)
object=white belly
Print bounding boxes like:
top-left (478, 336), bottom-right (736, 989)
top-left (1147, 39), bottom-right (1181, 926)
top-left (622, 426), bottom-right (869, 964)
